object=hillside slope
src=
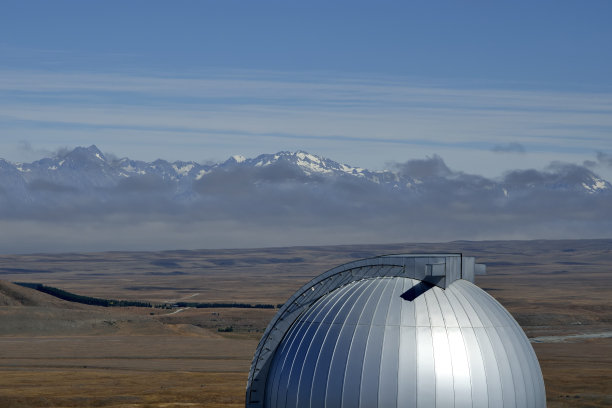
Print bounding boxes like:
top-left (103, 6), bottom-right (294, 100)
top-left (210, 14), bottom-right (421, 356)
top-left (0, 280), bottom-right (170, 336)
top-left (0, 280), bottom-right (87, 308)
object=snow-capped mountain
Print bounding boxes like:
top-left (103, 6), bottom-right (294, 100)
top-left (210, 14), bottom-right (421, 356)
top-left (0, 145), bottom-right (610, 212)
top-left (218, 150), bottom-right (401, 185)
top-left (5, 146), bottom-right (401, 192)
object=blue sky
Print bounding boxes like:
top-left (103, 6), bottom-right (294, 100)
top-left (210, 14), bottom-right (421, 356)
top-left (2, 0), bottom-right (612, 179)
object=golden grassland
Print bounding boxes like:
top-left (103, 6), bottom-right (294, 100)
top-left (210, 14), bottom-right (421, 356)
top-left (534, 339), bottom-right (612, 408)
top-left (0, 239), bottom-right (611, 407)
top-left (0, 370), bottom-right (247, 408)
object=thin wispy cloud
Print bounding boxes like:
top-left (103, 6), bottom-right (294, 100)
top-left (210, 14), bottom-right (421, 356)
top-left (596, 151), bottom-right (612, 167)
top-left (2, 71), bottom-right (611, 122)
top-left (1, 69), bottom-right (612, 179)
top-left (492, 142), bottom-right (526, 154)
top-left (3, 70), bottom-right (612, 111)
top-left (17, 140), bottom-right (53, 157)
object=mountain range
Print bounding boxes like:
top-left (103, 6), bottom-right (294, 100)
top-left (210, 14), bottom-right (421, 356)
top-left (1, 145), bottom-right (609, 211)
top-left (1, 145), bottom-right (612, 252)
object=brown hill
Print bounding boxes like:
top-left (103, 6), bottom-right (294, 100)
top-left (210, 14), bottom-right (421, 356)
top-left (0, 280), bottom-right (90, 308)
top-left (0, 280), bottom-right (181, 336)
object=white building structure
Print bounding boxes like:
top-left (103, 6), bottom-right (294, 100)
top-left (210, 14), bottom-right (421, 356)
top-left (246, 254), bottom-right (546, 407)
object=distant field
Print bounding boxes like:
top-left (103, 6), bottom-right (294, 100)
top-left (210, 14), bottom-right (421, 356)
top-left (0, 239), bottom-right (611, 407)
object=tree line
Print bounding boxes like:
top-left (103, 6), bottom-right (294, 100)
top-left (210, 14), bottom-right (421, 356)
top-left (172, 301), bottom-right (275, 309)
top-left (14, 282), bottom-right (278, 309)
top-left (14, 282), bottom-right (152, 307)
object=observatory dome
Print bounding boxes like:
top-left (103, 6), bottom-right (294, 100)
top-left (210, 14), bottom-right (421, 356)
top-left (246, 254), bottom-right (546, 408)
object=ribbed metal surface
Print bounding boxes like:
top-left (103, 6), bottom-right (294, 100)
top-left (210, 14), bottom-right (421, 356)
top-left (247, 254), bottom-right (486, 405)
top-left (262, 276), bottom-right (545, 408)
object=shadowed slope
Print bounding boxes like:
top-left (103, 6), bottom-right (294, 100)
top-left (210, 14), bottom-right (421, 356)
top-left (0, 280), bottom-right (87, 308)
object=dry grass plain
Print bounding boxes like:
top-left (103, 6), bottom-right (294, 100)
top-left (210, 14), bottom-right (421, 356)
top-left (0, 239), bottom-right (610, 407)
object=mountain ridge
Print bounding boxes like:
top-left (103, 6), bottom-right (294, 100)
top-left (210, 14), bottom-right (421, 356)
top-left (0, 145), bottom-right (610, 219)
top-left (1, 145), bottom-right (611, 252)
top-left (4, 144), bottom-right (610, 195)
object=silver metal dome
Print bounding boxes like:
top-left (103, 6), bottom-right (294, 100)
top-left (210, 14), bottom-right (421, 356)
top-left (246, 254), bottom-right (546, 408)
